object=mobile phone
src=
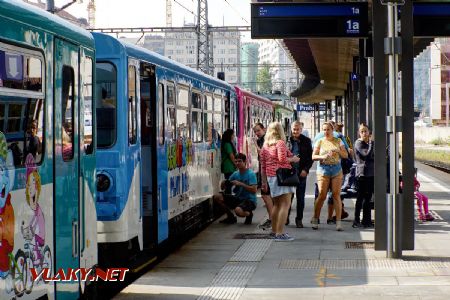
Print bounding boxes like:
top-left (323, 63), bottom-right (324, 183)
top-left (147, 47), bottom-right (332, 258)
top-left (296, 154), bottom-right (301, 158)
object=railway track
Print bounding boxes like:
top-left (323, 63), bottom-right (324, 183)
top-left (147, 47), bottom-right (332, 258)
top-left (417, 159), bottom-right (450, 174)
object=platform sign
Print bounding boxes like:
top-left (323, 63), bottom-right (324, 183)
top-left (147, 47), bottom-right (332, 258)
top-left (297, 104), bottom-right (315, 112)
top-left (251, 2), bottom-right (369, 39)
top-left (297, 104), bottom-right (326, 112)
top-left (413, 2), bottom-right (450, 37)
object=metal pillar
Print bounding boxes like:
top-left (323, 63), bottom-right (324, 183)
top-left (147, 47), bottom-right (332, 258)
top-left (352, 56), bottom-right (359, 142)
top-left (335, 97), bottom-right (340, 123)
top-left (348, 75), bottom-right (355, 141)
top-left (197, 0), bottom-right (214, 75)
top-left (344, 86), bottom-right (350, 135)
top-left (367, 57), bottom-right (374, 129)
top-left (359, 39), bottom-right (368, 125)
top-left (313, 106), bottom-right (316, 135)
top-left (316, 103), bottom-right (321, 135)
top-left (373, 0), bottom-right (388, 252)
top-left (400, 0), bottom-right (415, 251)
top-left (446, 83), bottom-right (450, 127)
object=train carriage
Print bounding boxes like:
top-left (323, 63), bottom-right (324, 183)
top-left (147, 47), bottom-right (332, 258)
top-left (274, 103), bottom-right (296, 137)
top-left (93, 33), bottom-right (236, 266)
top-left (235, 87), bottom-right (273, 173)
top-left (0, 1), bottom-right (97, 299)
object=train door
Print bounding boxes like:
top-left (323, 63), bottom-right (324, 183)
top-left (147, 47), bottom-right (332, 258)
top-left (139, 62), bottom-right (158, 251)
top-left (54, 38), bottom-right (80, 298)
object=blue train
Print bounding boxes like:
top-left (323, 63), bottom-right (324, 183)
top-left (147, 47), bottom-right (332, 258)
top-left (93, 32), bottom-right (236, 266)
top-left (0, 1), bottom-right (293, 299)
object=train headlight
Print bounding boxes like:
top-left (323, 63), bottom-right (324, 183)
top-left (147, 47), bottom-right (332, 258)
top-left (96, 171), bottom-right (113, 193)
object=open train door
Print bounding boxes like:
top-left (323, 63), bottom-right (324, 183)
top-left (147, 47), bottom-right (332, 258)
top-left (53, 38), bottom-right (81, 299)
top-left (139, 62), bottom-right (159, 255)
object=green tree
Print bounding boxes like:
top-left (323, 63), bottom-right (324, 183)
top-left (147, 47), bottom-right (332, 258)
top-left (256, 64), bottom-right (272, 93)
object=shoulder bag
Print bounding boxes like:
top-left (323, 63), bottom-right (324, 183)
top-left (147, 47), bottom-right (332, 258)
top-left (276, 167), bottom-right (300, 186)
top-left (275, 143), bottom-right (300, 186)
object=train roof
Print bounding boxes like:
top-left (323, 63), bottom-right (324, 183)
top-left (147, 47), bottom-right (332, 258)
top-left (0, 0), bottom-right (94, 48)
top-left (234, 86), bottom-right (273, 106)
top-left (93, 32), bottom-right (233, 91)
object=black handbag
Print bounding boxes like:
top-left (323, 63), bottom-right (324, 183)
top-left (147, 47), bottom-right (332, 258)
top-left (276, 168), bottom-right (300, 186)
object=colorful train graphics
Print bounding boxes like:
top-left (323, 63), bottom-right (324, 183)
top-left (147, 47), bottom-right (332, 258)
top-left (0, 1), bottom-right (295, 299)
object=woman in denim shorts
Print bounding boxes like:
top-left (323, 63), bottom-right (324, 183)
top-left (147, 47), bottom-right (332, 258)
top-left (311, 122), bottom-right (348, 231)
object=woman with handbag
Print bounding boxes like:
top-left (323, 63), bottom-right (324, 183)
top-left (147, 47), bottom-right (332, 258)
top-left (260, 122), bottom-right (300, 241)
top-left (311, 122), bottom-right (348, 231)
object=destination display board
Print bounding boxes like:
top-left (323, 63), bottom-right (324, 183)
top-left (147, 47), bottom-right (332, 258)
top-left (414, 2), bottom-right (450, 37)
top-left (251, 2), bottom-right (369, 39)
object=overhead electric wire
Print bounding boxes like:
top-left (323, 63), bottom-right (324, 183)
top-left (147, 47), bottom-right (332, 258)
top-left (173, 0), bottom-right (197, 17)
top-left (222, 0), bottom-right (249, 24)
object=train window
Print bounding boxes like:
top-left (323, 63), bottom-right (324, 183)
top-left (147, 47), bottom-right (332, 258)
top-left (128, 65), bottom-right (137, 145)
top-left (158, 83), bottom-right (164, 145)
top-left (213, 94), bottom-right (222, 135)
top-left (96, 62), bottom-right (117, 148)
top-left (140, 64), bottom-right (152, 146)
top-left (166, 84), bottom-right (176, 140)
top-left (0, 99), bottom-right (44, 167)
top-left (62, 66), bottom-right (74, 161)
top-left (177, 86), bottom-right (189, 108)
top-left (191, 91), bottom-right (202, 143)
top-left (177, 86), bottom-right (189, 139)
top-left (167, 84), bottom-right (175, 106)
top-left (0, 44), bottom-right (44, 167)
top-left (82, 57), bottom-right (93, 154)
top-left (0, 47), bottom-right (42, 93)
top-left (176, 108), bottom-right (189, 139)
top-left (224, 95), bottom-right (230, 129)
top-left (205, 94), bottom-right (213, 111)
top-left (7, 104), bottom-right (23, 132)
top-left (204, 111), bottom-right (213, 144)
top-left (230, 100), bottom-right (235, 131)
top-left (192, 92), bottom-right (201, 109)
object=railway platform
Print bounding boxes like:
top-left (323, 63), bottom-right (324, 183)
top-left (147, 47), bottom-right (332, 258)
top-left (114, 162), bottom-right (450, 300)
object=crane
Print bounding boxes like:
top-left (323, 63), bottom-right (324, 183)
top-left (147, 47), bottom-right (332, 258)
top-left (166, 0), bottom-right (172, 27)
top-left (87, 0), bottom-right (96, 28)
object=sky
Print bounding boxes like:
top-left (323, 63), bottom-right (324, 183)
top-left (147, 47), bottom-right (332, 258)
top-left (57, 0), bottom-right (252, 28)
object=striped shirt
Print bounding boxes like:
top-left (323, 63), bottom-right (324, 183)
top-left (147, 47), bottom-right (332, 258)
top-left (260, 140), bottom-right (292, 177)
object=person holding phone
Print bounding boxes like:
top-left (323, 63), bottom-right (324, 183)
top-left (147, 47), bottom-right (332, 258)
top-left (286, 121), bottom-right (313, 228)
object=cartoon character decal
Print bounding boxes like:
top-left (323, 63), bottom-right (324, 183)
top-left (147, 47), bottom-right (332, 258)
top-left (15, 154), bottom-right (52, 294)
top-left (0, 132), bottom-right (14, 279)
top-left (23, 154), bottom-right (46, 266)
